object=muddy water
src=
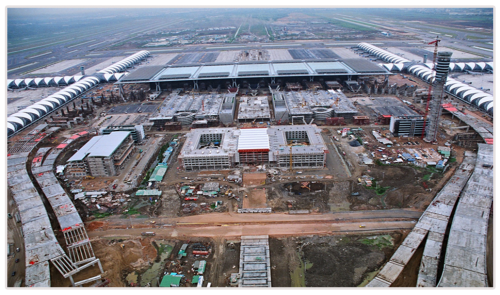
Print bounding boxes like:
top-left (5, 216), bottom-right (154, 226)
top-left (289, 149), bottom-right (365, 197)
top-left (126, 271), bottom-right (138, 285)
top-left (139, 241), bottom-right (174, 286)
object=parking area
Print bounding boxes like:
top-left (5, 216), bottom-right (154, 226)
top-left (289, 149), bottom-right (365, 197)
top-left (169, 52), bottom-right (220, 65)
top-left (288, 49), bottom-right (340, 59)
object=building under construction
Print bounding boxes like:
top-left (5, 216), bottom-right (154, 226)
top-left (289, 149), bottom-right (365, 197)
top-left (424, 51), bottom-right (453, 142)
top-left (271, 90), bottom-right (357, 124)
top-left (390, 115), bottom-right (426, 137)
top-left (100, 125), bottom-right (145, 143)
top-left (237, 96), bottom-right (271, 122)
top-left (178, 125), bottom-right (327, 171)
top-left (268, 125), bottom-right (327, 169)
top-left (66, 131), bottom-right (134, 177)
top-left (149, 91), bottom-right (237, 126)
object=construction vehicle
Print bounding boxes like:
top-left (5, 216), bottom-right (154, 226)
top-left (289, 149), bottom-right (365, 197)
top-left (141, 232), bottom-right (156, 236)
top-left (84, 176), bottom-right (95, 180)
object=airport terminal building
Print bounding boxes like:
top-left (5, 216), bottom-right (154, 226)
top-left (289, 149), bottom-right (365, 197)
top-left (116, 58), bottom-right (391, 91)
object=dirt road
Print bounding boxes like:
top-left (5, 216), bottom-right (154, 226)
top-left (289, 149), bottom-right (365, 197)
top-left (86, 210), bottom-right (420, 239)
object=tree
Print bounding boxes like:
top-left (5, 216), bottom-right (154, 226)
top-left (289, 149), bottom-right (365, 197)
top-left (129, 91), bottom-right (137, 101)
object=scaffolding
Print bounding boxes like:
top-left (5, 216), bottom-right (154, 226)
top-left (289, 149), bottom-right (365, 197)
top-left (425, 51), bottom-right (453, 142)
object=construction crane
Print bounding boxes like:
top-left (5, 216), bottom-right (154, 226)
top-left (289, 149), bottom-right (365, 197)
top-left (330, 97), bottom-right (340, 108)
top-left (421, 36), bottom-right (441, 140)
top-left (301, 182), bottom-right (311, 191)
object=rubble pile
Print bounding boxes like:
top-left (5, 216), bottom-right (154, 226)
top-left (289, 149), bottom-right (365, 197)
top-left (77, 192), bottom-right (131, 213)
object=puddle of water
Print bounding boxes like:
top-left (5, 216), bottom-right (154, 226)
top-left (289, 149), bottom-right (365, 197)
top-left (139, 241), bottom-right (174, 287)
top-left (126, 271), bottom-right (138, 285)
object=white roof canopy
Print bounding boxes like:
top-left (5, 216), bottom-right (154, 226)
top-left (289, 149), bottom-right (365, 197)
top-left (237, 128), bottom-right (270, 151)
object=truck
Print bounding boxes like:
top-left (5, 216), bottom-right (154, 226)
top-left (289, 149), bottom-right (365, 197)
top-left (141, 232), bottom-right (156, 236)
top-left (14, 212), bottom-right (21, 223)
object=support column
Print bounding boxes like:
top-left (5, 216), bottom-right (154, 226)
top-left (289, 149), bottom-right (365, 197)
top-left (97, 259), bottom-right (104, 273)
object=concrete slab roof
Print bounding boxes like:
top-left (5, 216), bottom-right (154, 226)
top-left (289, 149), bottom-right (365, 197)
top-left (17, 196), bottom-right (45, 212)
top-left (268, 125), bottom-right (327, 156)
top-left (25, 262), bottom-right (51, 286)
top-left (439, 265), bottom-right (488, 287)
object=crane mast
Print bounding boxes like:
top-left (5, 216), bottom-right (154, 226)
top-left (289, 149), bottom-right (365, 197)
top-left (421, 36), bottom-right (441, 140)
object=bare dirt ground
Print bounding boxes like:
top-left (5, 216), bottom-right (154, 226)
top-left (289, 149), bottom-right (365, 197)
top-left (243, 172), bottom-right (267, 186)
top-left (270, 232), bottom-right (406, 287)
top-left (64, 229), bottom-right (409, 288)
top-left (242, 188), bottom-right (268, 208)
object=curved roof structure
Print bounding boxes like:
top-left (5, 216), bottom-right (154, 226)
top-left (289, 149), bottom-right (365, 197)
top-left (7, 116), bottom-right (25, 130)
top-left (16, 113), bottom-right (33, 125)
top-left (22, 107), bottom-right (43, 119)
top-left (364, 43), bottom-right (493, 74)
top-left (477, 96), bottom-right (493, 108)
top-left (357, 43), bottom-right (410, 64)
top-left (406, 63), bottom-right (493, 114)
top-left (7, 122), bottom-right (16, 135)
top-left (7, 50), bottom-right (150, 137)
top-left (7, 75), bottom-right (91, 89)
top-left (31, 104), bottom-right (49, 115)
top-left (97, 50), bottom-right (150, 75)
